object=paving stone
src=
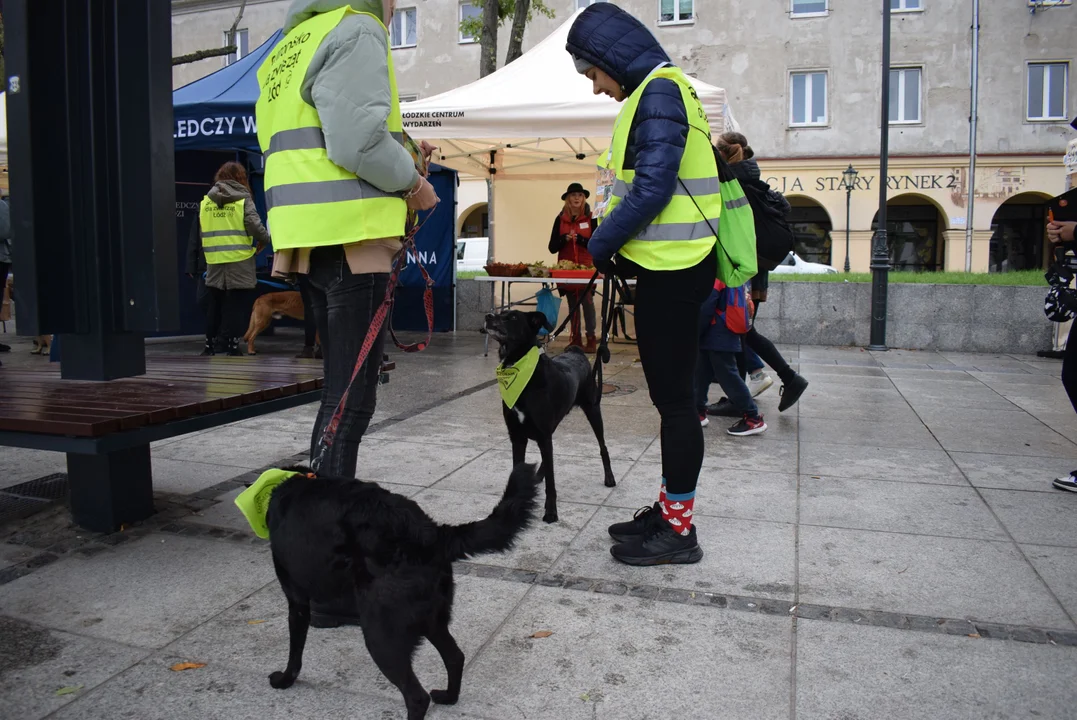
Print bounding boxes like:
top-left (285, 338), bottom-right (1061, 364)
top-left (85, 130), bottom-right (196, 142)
top-left (799, 442), bottom-right (966, 485)
top-left (980, 489), bottom-right (1077, 547)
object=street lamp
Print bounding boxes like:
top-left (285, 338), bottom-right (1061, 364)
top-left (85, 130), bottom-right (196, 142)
top-left (842, 164), bottom-right (858, 273)
top-left (869, 0), bottom-right (892, 351)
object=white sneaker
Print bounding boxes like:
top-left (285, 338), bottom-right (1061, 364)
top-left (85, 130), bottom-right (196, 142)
top-left (1053, 473), bottom-right (1077, 492)
top-left (748, 371), bottom-right (774, 398)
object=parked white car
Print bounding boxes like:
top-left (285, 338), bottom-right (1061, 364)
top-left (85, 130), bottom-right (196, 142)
top-left (770, 251), bottom-right (838, 275)
top-left (456, 237), bottom-right (490, 273)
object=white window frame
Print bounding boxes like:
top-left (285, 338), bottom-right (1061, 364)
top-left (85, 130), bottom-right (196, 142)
top-left (889, 67), bottom-right (923, 125)
top-left (223, 28), bottom-right (249, 66)
top-left (459, 2), bottom-right (482, 44)
top-left (1027, 62), bottom-right (1069, 121)
top-left (790, 0), bottom-right (829, 18)
top-left (789, 71), bottom-right (828, 127)
top-left (658, 0), bottom-right (695, 26)
top-left (576, 0), bottom-right (608, 9)
top-left (1027, 1), bottom-right (1072, 7)
top-left (390, 7), bottom-right (418, 49)
top-left (891, 0), bottom-right (924, 11)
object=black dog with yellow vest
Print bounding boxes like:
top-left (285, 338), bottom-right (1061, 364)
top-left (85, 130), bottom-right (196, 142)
top-left (484, 309), bottom-right (617, 523)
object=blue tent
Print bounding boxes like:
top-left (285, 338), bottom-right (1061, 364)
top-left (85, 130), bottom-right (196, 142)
top-left (172, 30), bottom-right (282, 152)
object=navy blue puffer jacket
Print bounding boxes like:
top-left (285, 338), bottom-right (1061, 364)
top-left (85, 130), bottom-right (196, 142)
top-left (566, 4), bottom-right (688, 270)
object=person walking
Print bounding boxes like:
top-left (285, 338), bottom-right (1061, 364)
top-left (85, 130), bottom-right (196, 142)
top-left (711, 131), bottom-right (810, 414)
top-left (549, 182), bottom-right (597, 351)
top-left (567, 4), bottom-right (755, 565)
top-left (0, 195), bottom-right (11, 358)
top-left (1048, 218), bottom-right (1077, 492)
top-left (198, 162), bottom-right (270, 357)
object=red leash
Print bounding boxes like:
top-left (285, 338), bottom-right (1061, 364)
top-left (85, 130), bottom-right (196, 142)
top-left (311, 210), bottom-right (436, 472)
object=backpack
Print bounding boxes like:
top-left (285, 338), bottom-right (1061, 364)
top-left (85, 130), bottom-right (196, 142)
top-left (710, 147), bottom-right (795, 273)
top-left (714, 279), bottom-right (754, 335)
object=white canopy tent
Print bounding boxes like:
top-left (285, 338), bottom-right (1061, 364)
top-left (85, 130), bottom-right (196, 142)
top-left (403, 10), bottom-right (737, 265)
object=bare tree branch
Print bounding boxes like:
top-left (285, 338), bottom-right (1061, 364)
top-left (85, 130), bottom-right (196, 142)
top-left (171, 0), bottom-right (248, 67)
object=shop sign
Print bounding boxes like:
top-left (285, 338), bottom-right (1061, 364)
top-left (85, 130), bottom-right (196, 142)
top-left (763, 173), bottom-right (962, 194)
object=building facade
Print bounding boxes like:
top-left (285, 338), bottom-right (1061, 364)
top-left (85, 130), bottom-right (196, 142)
top-left (171, 0), bottom-right (1076, 272)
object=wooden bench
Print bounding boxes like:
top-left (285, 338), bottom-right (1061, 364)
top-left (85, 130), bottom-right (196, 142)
top-left (0, 355), bottom-right (375, 532)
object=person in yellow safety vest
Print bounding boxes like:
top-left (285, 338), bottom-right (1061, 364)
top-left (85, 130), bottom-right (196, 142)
top-left (568, 4), bottom-right (730, 567)
top-left (197, 162), bottom-right (270, 357)
top-left (256, 0), bottom-right (437, 628)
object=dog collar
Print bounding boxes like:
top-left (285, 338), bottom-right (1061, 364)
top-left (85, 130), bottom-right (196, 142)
top-left (496, 346), bottom-right (541, 409)
top-left (234, 468), bottom-right (302, 539)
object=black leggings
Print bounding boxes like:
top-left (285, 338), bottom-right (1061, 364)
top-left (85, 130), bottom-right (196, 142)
top-left (1064, 323), bottom-right (1077, 414)
top-left (205, 287), bottom-right (252, 340)
top-left (623, 246), bottom-right (716, 496)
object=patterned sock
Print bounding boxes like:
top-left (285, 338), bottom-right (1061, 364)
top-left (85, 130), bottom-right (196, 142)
top-left (661, 489), bottom-right (696, 536)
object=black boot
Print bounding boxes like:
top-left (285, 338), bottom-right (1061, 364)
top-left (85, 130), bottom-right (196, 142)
top-left (199, 338), bottom-right (215, 356)
top-left (226, 338), bottom-right (244, 357)
top-left (295, 345), bottom-right (315, 359)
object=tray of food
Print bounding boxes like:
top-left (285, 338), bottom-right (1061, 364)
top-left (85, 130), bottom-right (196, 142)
top-left (550, 261), bottom-right (596, 279)
top-left (484, 262), bottom-right (530, 277)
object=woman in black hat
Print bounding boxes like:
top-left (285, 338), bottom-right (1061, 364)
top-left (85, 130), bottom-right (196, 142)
top-left (549, 182), bottom-right (597, 351)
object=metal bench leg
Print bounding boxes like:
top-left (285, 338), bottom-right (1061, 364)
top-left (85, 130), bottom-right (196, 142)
top-left (67, 445), bottom-right (155, 532)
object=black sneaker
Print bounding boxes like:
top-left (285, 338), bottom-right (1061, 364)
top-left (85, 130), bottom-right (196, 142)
top-left (199, 340), bottom-right (215, 356)
top-left (706, 398), bottom-right (740, 417)
top-left (0, 342), bottom-right (10, 353)
top-left (608, 502), bottom-right (662, 543)
top-left (226, 339), bottom-right (245, 357)
top-left (778, 374), bottom-right (809, 412)
top-left (1053, 472), bottom-right (1077, 493)
top-left (728, 415), bottom-right (767, 436)
top-left (610, 519), bottom-right (703, 566)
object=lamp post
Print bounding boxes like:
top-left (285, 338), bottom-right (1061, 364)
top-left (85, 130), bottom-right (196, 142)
top-left (842, 164), bottom-right (858, 273)
top-left (869, 0), bottom-right (892, 351)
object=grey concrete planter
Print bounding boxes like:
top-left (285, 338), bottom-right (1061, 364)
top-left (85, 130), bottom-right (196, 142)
top-left (456, 278), bottom-right (1053, 353)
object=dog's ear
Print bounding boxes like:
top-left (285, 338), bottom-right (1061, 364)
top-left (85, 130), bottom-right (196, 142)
top-left (527, 311), bottom-right (553, 334)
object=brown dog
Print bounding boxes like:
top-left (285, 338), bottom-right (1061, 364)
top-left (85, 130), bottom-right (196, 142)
top-left (243, 291), bottom-right (310, 355)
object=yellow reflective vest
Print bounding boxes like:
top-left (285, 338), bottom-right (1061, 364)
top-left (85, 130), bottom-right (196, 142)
top-left (199, 197), bottom-right (255, 264)
top-left (255, 6), bottom-right (407, 250)
top-left (600, 66), bottom-right (721, 271)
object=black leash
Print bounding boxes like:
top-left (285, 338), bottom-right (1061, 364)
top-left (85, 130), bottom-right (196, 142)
top-left (549, 269), bottom-right (601, 341)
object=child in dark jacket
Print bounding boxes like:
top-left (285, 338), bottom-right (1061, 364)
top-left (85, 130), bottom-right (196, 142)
top-left (695, 280), bottom-right (768, 436)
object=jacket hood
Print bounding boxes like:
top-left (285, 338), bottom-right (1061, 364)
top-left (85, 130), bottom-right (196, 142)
top-left (208, 180), bottom-right (251, 208)
top-left (285, 0), bottom-right (385, 33)
top-left (738, 158), bottom-right (762, 181)
top-left (566, 4), bottom-right (672, 95)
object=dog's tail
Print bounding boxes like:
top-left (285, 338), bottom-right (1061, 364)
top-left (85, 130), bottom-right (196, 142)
top-left (438, 463), bottom-right (540, 562)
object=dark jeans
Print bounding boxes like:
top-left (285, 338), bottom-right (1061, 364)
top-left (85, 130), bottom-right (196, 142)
top-left (297, 274), bottom-right (318, 347)
top-left (307, 246), bottom-right (388, 479)
top-left (1064, 322), bottom-right (1077, 414)
top-left (205, 287), bottom-right (251, 340)
top-left (621, 246), bottom-right (716, 496)
top-left (696, 350), bottom-right (758, 418)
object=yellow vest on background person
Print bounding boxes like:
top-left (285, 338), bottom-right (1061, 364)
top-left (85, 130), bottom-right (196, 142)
top-left (601, 66), bottom-right (721, 271)
top-left (255, 6), bottom-right (407, 250)
top-left (199, 196), bottom-right (255, 264)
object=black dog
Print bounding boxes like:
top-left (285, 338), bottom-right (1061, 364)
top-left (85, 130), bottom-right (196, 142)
top-left (484, 310), bottom-right (616, 524)
top-left (265, 463), bottom-right (539, 720)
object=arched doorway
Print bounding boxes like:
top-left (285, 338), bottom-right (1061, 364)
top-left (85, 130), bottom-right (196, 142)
top-left (989, 192), bottom-right (1050, 273)
top-left (787, 197), bottom-right (833, 265)
top-left (458, 203), bottom-right (489, 239)
top-left (872, 194), bottom-right (947, 272)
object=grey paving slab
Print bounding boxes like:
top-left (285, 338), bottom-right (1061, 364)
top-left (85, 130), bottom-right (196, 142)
top-left (353, 439), bottom-right (488, 487)
top-left (153, 426), bottom-right (310, 470)
top-left (0, 541), bottom-right (39, 570)
top-left (0, 448), bottom-right (67, 491)
top-left (457, 585), bottom-right (792, 720)
top-left (799, 477), bottom-right (1008, 541)
top-left (44, 658), bottom-right (433, 720)
top-left (0, 534), bottom-right (276, 649)
top-left (979, 489), bottom-right (1077, 547)
top-left (890, 380), bottom-right (1017, 410)
top-left (186, 488), bottom-right (252, 533)
top-left (796, 619), bottom-right (1077, 720)
top-left (799, 442), bottom-right (966, 485)
top-left (798, 417), bottom-right (942, 451)
top-left (367, 413), bottom-right (506, 450)
top-left (166, 575), bottom-right (530, 708)
top-left (432, 449), bottom-right (630, 506)
top-left (951, 451), bottom-right (1077, 492)
top-left (412, 486), bottom-right (598, 572)
top-left (606, 461), bottom-right (799, 525)
top-left (152, 458), bottom-right (251, 497)
top-left (0, 616), bottom-right (148, 720)
top-left (1022, 543), bottom-right (1077, 621)
top-left (550, 506), bottom-right (796, 600)
top-left (797, 363), bottom-right (889, 378)
top-left (971, 371), bottom-right (1061, 386)
top-left (926, 415), bottom-right (1077, 457)
top-left (799, 525), bottom-right (1073, 629)
top-left (797, 396), bottom-right (923, 423)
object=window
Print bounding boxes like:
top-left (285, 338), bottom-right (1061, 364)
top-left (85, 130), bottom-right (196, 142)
top-left (390, 8), bottom-right (417, 48)
top-left (399, 94), bottom-right (419, 103)
top-left (576, 0), bottom-right (608, 9)
top-left (889, 68), bottom-right (922, 124)
top-left (459, 2), bottom-right (482, 43)
top-left (790, 72), bottom-right (827, 126)
top-left (791, 0), bottom-right (828, 17)
top-left (872, 205), bottom-right (941, 272)
top-left (1027, 63), bottom-right (1068, 120)
top-left (223, 28), bottom-right (249, 66)
top-left (659, 0), bottom-right (694, 24)
top-left (891, 0), bottom-right (922, 10)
